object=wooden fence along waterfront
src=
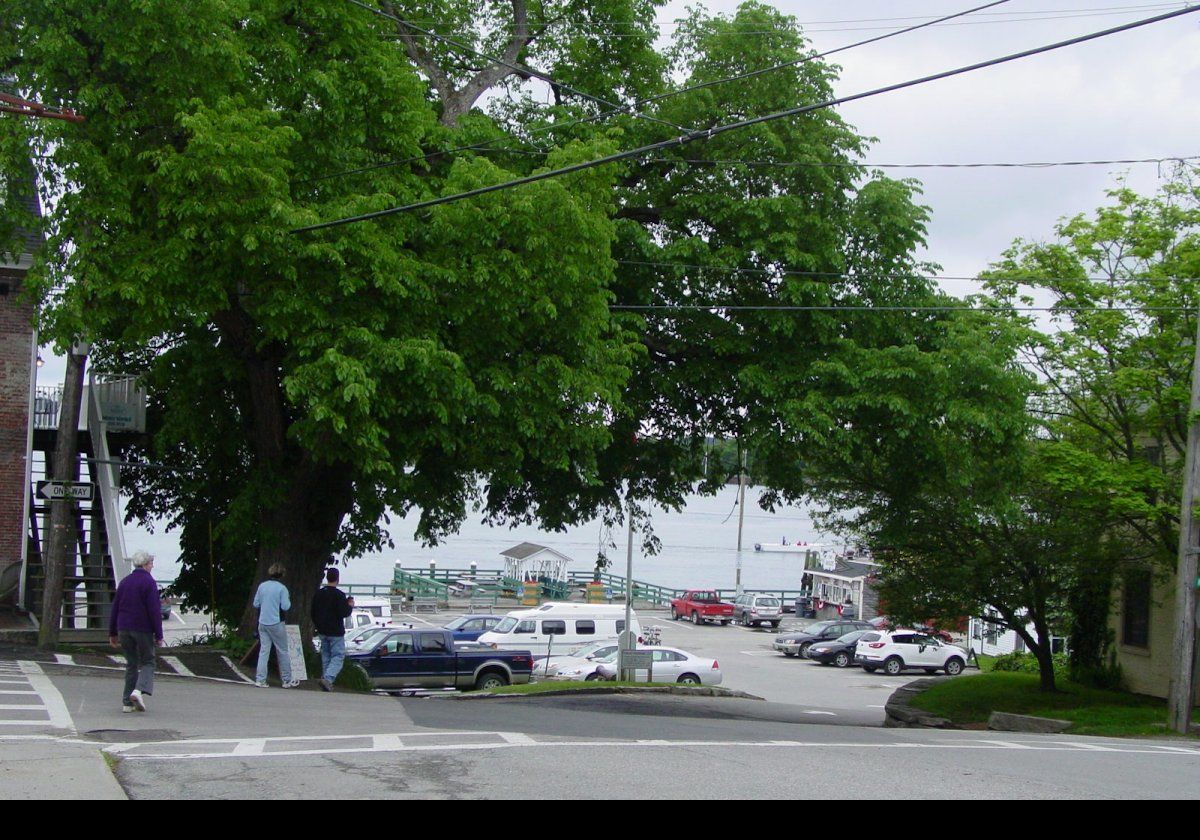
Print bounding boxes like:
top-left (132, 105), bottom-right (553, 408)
top-left (376, 566), bottom-right (807, 610)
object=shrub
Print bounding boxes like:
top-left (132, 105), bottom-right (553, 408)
top-left (990, 651), bottom-right (1070, 680)
top-left (335, 662), bottom-right (374, 692)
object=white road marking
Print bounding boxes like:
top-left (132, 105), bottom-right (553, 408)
top-left (0, 690), bottom-right (38, 695)
top-left (161, 656), bottom-right (196, 678)
top-left (738, 650), bottom-right (778, 657)
top-left (109, 656), bottom-right (125, 666)
top-left (802, 711), bottom-right (838, 716)
top-left (53, 654), bottom-right (74, 666)
top-left (221, 656), bottom-right (256, 684)
top-left (392, 613), bottom-right (438, 627)
top-left (12, 662), bottom-right (74, 733)
top-left (231, 739), bottom-right (267, 756)
top-left (107, 732), bottom-right (1200, 762)
top-left (498, 732), bottom-right (537, 745)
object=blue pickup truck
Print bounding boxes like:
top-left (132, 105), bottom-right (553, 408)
top-left (346, 628), bottom-right (533, 691)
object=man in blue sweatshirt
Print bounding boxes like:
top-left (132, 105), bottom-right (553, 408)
top-left (108, 551), bottom-right (164, 713)
top-left (253, 563), bottom-right (297, 688)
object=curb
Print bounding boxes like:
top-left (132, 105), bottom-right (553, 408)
top-left (987, 711), bottom-right (1073, 733)
top-left (883, 678), bottom-right (956, 729)
top-left (453, 685), bottom-right (764, 701)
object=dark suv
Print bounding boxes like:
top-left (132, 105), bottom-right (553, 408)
top-left (773, 619), bottom-right (874, 658)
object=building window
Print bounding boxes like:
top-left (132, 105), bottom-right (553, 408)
top-left (1122, 570), bottom-right (1151, 649)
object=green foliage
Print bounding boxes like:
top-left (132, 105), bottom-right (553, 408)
top-left (909, 672), bottom-right (1188, 738)
top-left (335, 662), bottom-right (374, 692)
top-left (991, 651), bottom-right (1070, 680)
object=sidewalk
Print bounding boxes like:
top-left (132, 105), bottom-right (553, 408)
top-left (0, 739), bottom-right (126, 800)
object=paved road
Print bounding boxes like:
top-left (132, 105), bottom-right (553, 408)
top-left (7, 659), bottom-right (1198, 799)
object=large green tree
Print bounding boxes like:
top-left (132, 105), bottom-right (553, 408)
top-left (3, 0), bottom-right (962, 637)
top-left (982, 167), bottom-right (1200, 677)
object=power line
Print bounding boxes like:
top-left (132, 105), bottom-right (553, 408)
top-left (615, 260), bottom-right (1200, 284)
top-left (375, 3), bottom-right (1180, 33)
top-left (345, 0), bottom-right (687, 134)
top-left (293, 4), bottom-right (1200, 233)
top-left (302, 0), bottom-right (1010, 186)
top-left (636, 155), bottom-right (1200, 171)
top-left (610, 304), bottom-right (1197, 313)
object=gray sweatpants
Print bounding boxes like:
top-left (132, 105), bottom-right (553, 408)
top-left (119, 631), bottom-right (156, 702)
top-left (256, 622), bottom-right (293, 683)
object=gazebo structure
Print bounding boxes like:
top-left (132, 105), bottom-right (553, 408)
top-left (500, 542), bottom-right (574, 599)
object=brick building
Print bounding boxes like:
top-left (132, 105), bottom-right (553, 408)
top-left (0, 185), bottom-right (39, 606)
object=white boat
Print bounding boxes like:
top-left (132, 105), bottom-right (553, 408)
top-left (753, 541), bottom-right (831, 555)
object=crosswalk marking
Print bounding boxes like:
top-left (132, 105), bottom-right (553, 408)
top-left (105, 730), bottom-right (1200, 762)
top-left (0, 661), bottom-right (75, 733)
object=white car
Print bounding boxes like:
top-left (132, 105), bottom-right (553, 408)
top-left (594, 646), bottom-right (723, 686)
top-left (538, 641), bottom-right (621, 678)
top-left (855, 630), bottom-right (968, 676)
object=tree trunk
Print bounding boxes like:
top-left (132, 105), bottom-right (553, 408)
top-left (37, 346), bottom-right (88, 649)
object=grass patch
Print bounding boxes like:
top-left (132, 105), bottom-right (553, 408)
top-left (486, 680), bottom-right (678, 695)
top-left (910, 672), bottom-right (1198, 738)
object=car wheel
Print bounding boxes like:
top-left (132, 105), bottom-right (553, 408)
top-left (798, 642), bottom-right (812, 659)
top-left (474, 671), bottom-right (509, 691)
top-left (677, 673), bottom-right (701, 685)
top-left (834, 652), bottom-right (851, 668)
top-left (671, 607), bottom-right (679, 621)
top-left (945, 657), bottom-right (965, 676)
top-left (692, 611), bottom-right (701, 625)
top-left (883, 657), bottom-right (904, 676)
top-left (770, 621), bottom-right (781, 629)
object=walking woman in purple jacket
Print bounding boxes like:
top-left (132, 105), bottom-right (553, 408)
top-left (108, 551), bottom-right (164, 712)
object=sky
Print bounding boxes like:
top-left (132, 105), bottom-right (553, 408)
top-left (658, 0), bottom-right (1200, 296)
top-left (29, 0), bottom-right (1200, 573)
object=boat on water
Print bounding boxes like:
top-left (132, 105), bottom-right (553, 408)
top-left (753, 541), bottom-right (831, 555)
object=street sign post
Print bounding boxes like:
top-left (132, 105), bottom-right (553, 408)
top-left (35, 480), bottom-right (94, 501)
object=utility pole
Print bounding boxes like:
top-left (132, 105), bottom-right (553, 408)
top-left (38, 340), bottom-right (89, 649)
top-left (1168, 314), bottom-right (1200, 733)
top-left (736, 447), bottom-right (747, 594)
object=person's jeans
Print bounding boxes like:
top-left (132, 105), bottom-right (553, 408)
top-left (256, 622), bottom-right (292, 683)
top-left (320, 634), bottom-right (346, 683)
top-left (119, 631), bottom-right (155, 702)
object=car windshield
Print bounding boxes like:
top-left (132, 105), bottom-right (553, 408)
top-left (492, 617), bottom-right (518, 633)
top-left (835, 631), bottom-right (868, 644)
top-left (443, 617), bottom-right (468, 631)
top-left (566, 642), bottom-right (608, 657)
top-left (808, 621), bottom-right (835, 634)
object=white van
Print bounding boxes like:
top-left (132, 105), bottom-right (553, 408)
top-left (351, 596), bottom-right (394, 627)
top-left (477, 602), bottom-right (643, 657)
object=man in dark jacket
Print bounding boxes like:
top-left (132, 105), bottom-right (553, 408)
top-left (108, 551), bottom-right (164, 712)
top-left (311, 567), bottom-right (354, 692)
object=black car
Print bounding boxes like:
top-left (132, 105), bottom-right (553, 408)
top-left (807, 630), bottom-right (872, 667)
top-left (772, 619), bottom-right (875, 658)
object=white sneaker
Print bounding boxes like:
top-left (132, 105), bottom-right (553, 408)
top-left (254, 681), bottom-right (268, 688)
top-left (122, 704), bottom-right (136, 714)
top-left (281, 680), bottom-right (300, 688)
top-left (129, 689), bottom-right (146, 712)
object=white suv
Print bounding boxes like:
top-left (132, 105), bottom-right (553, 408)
top-left (855, 630), bottom-right (967, 676)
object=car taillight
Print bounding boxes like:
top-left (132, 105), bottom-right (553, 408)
top-left (868, 643), bottom-right (886, 649)
top-left (712, 660), bottom-right (719, 669)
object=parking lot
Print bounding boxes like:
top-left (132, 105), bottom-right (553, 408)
top-left (162, 605), bottom-right (917, 724)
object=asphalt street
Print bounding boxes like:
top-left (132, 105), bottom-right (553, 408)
top-left (5, 655), bottom-right (1198, 799)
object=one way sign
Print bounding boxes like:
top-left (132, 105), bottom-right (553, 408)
top-left (36, 481), bottom-right (94, 501)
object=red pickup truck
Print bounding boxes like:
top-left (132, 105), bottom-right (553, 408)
top-left (670, 590), bottom-right (734, 626)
